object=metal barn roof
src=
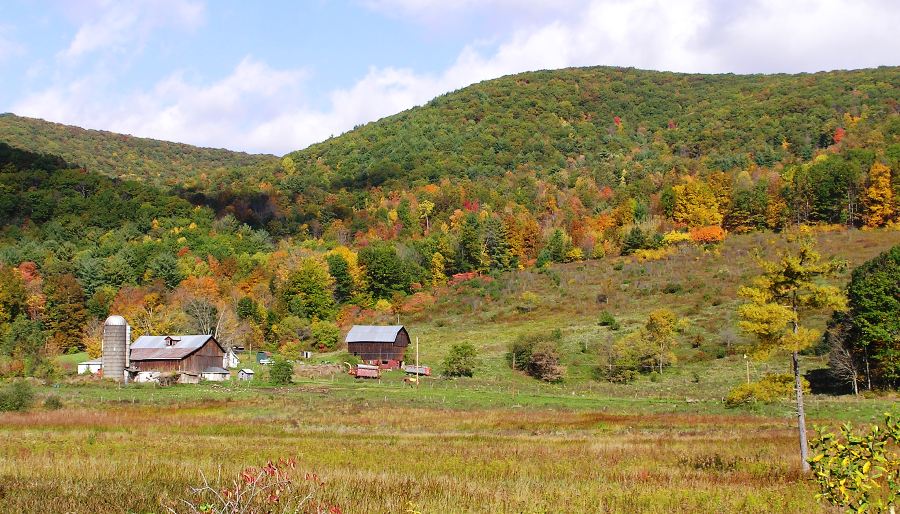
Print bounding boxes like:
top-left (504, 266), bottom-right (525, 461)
top-left (345, 325), bottom-right (406, 343)
top-left (130, 335), bottom-right (215, 360)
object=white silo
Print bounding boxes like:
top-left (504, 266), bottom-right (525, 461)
top-left (102, 315), bottom-right (129, 381)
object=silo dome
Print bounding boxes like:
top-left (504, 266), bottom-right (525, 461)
top-left (105, 315), bottom-right (127, 326)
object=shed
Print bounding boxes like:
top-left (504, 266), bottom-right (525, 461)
top-left (128, 335), bottom-right (225, 382)
top-left (201, 367), bottom-right (231, 381)
top-left (345, 325), bottom-right (409, 369)
top-left (238, 368), bottom-right (255, 381)
top-left (77, 359), bottom-right (102, 375)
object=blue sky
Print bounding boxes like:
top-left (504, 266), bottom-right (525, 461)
top-left (1, 0), bottom-right (898, 155)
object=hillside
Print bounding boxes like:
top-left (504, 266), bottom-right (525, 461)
top-left (0, 113), bottom-right (279, 193)
top-left (287, 66), bottom-right (899, 187)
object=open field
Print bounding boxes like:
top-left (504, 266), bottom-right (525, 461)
top-left (1, 378), bottom-right (897, 513)
top-left (3, 229), bottom-right (899, 513)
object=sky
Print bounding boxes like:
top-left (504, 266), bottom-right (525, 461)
top-left (0, 0), bottom-right (898, 156)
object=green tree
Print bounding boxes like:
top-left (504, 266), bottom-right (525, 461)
top-left (442, 342), bottom-right (478, 377)
top-left (844, 245), bottom-right (900, 388)
top-left (147, 253), bottom-right (183, 289)
top-left (545, 228), bottom-right (569, 263)
top-left (282, 258), bottom-right (335, 320)
top-left (325, 253), bottom-right (353, 304)
top-left (457, 212), bottom-right (487, 272)
top-left (738, 230), bottom-right (846, 471)
top-left (483, 216), bottom-right (516, 271)
top-left (359, 243), bottom-right (411, 299)
top-left (311, 319), bottom-right (340, 351)
top-left (0, 315), bottom-right (45, 358)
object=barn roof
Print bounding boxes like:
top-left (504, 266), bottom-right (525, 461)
top-left (202, 367), bottom-right (229, 374)
top-left (130, 335), bottom-right (219, 361)
top-left (345, 325), bottom-right (406, 343)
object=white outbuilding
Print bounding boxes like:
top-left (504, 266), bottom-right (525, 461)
top-left (77, 359), bottom-right (102, 375)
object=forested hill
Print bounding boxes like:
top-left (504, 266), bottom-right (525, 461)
top-left (0, 114), bottom-right (279, 192)
top-left (286, 66), bottom-right (899, 189)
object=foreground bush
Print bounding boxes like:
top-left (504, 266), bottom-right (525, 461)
top-left (809, 413), bottom-right (899, 513)
top-left (507, 330), bottom-right (565, 382)
top-left (442, 342), bottom-right (477, 377)
top-left (725, 373), bottom-right (810, 407)
top-left (171, 457), bottom-right (341, 513)
top-left (269, 360), bottom-right (294, 385)
top-left (0, 380), bottom-right (34, 412)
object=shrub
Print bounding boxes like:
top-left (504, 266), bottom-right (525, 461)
top-left (269, 359), bottom-right (294, 385)
top-left (0, 381), bottom-right (34, 412)
top-left (632, 247), bottom-right (676, 261)
top-left (662, 230), bottom-right (692, 246)
top-left (43, 395), bottom-right (63, 410)
top-left (597, 310), bottom-right (621, 330)
top-left (808, 413), bottom-right (899, 513)
top-left (663, 282), bottom-right (683, 294)
top-left (172, 457), bottom-right (339, 514)
top-left (529, 342), bottom-right (565, 382)
top-left (507, 330), bottom-right (566, 381)
top-left (725, 373), bottom-right (810, 407)
top-left (442, 342), bottom-right (478, 377)
top-left (517, 291), bottom-right (539, 313)
top-left (689, 225), bottom-right (726, 244)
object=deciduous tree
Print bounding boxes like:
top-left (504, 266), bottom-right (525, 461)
top-left (738, 230), bottom-right (846, 471)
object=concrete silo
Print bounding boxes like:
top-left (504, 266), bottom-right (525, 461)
top-left (102, 315), bottom-right (130, 381)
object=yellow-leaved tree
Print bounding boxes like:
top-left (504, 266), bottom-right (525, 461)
top-left (737, 230), bottom-right (846, 472)
top-left (672, 181), bottom-right (723, 227)
top-left (862, 161), bottom-right (895, 227)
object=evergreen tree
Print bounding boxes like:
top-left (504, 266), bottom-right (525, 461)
top-left (483, 216), bottom-right (516, 271)
top-left (456, 212), bottom-right (487, 272)
top-left (545, 229), bottom-right (568, 263)
top-left (325, 253), bottom-right (353, 303)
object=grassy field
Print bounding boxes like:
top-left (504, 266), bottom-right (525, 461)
top-left (2, 228), bottom-right (899, 513)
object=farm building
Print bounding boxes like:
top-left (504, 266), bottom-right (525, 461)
top-left (77, 359), bottom-right (102, 375)
top-left (127, 335), bottom-right (226, 383)
top-left (223, 348), bottom-right (239, 369)
top-left (201, 367), bottom-right (230, 381)
top-left (345, 325), bottom-right (410, 369)
top-left (238, 369), bottom-right (255, 381)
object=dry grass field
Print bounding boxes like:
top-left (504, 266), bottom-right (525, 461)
top-left (0, 393), bottom-right (836, 513)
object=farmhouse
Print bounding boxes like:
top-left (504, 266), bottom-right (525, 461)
top-left (345, 325), bottom-right (410, 369)
top-left (127, 335), bottom-right (226, 383)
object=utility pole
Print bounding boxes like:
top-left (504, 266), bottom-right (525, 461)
top-left (416, 336), bottom-right (420, 389)
top-left (744, 354), bottom-right (750, 384)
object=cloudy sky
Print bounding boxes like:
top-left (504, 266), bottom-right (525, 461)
top-left (1, 0), bottom-right (898, 155)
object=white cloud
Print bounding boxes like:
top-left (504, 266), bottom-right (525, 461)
top-left (60, 0), bottom-right (204, 59)
top-left (0, 25), bottom-right (25, 62)
top-left (13, 0), bottom-right (900, 155)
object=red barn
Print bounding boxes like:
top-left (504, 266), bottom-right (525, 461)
top-left (345, 325), bottom-right (410, 369)
top-left (128, 334), bottom-right (226, 383)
